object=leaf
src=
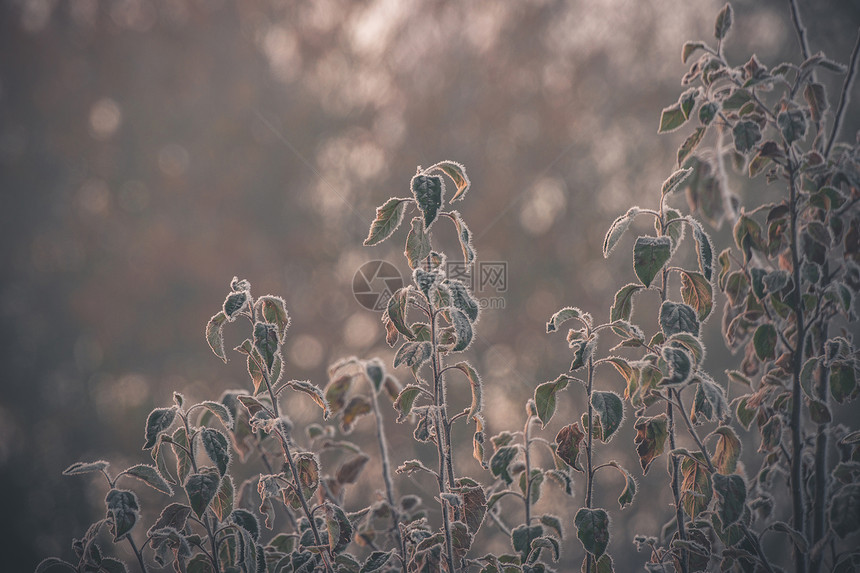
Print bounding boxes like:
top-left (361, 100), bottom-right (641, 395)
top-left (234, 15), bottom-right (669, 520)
top-left (63, 460), bottom-right (109, 476)
top-left (122, 464), bottom-right (173, 495)
top-left (386, 288), bottom-right (413, 339)
top-left (830, 361), bottom-right (857, 404)
top-left (430, 160), bottom-right (470, 202)
top-left (603, 209), bottom-right (636, 258)
top-left (540, 514), bottom-right (564, 539)
top-left (634, 414), bottom-right (669, 474)
top-left (547, 306), bottom-right (591, 332)
top-left (360, 551), bottom-right (394, 573)
top-left (555, 423), bottom-right (586, 472)
top-left (682, 41), bottom-right (707, 63)
top-left (253, 322), bottom-right (280, 373)
top-left (574, 508), bottom-right (610, 558)
top-left (144, 407), bottom-right (176, 450)
top-left (405, 217), bottom-right (432, 269)
top-left (688, 219), bottom-right (714, 281)
top-left (35, 559), bottom-right (77, 573)
top-left (105, 489), bottom-right (140, 541)
top-left (255, 295), bottom-right (291, 339)
top-left (206, 312), bottom-right (229, 363)
top-left (325, 503), bottom-right (353, 553)
top-left (393, 341), bottom-right (432, 368)
top-left (364, 197), bottom-right (408, 246)
top-left (660, 301), bottom-right (700, 337)
top-left (411, 174), bottom-right (444, 229)
top-left (678, 128), bottom-right (706, 166)
top-left (680, 454), bottom-right (713, 518)
top-left (633, 236), bottom-right (672, 287)
top-left (451, 308), bottom-right (473, 351)
top-left (199, 401), bottom-right (235, 431)
top-left (680, 271), bottom-right (714, 321)
top-left (699, 102), bottom-right (718, 125)
top-left (340, 396), bottom-right (372, 434)
top-left (451, 362), bottom-right (482, 420)
top-left (831, 484), bottom-right (860, 538)
top-left (732, 120), bottom-right (762, 154)
top-left (185, 468), bottom-right (221, 519)
top-left (534, 375), bottom-right (572, 428)
top-left (661, 346), bottom-right (693, 386)
top-left (591, 391), bottom-right (624, 442)
top-left (753, 324), bottom-right (777, 361)
top-left (211, 475), bottom-right (234, 521)
top-left (713, 473), bottom-right (746, 526)
top-left (201, 428), bottom-right (231, 476)
top-left (446, 210), bottom-right (476, 263)
top-left (608, 461), bottom-right (637, 509)
top-left (456, 482), bottom-right (487, 535)
top-left (714, 3), bottom-right (733, 39)
top-left (769, 521), bottom-right (808, 552)
top-left (610, 284), bottom-right (644, 322)
top-left (662, 168), bottom-right (694, 196)
top-left (170, 427), bottom-right (192, 485)
top-left (148, 503), bottom-right (192, 534)
top-left (394, 385), bottom-right (422, 422)
top-left (490, 446), bottom-right (519, 485)
top-left (288, 380), bottom-right (331, 418)
top-left (659, 102), bottom-right (687, 133)
top-left (511, 524), bottom-right (544, 560)
top-left (778, 110), bottom-right (806, 144)
top-left (529, 536), bottom-right (560, 563)
top-left (223, 291), bottom-right (248, 319)
top-left (448, 280), bottom-right (480, 322)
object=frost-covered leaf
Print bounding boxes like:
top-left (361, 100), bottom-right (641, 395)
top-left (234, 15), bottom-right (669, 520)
top-left (660, 346), bottom-right (693, 386)
top-left (511, 524), bottom-right (543, 561)
top-left (733, 120), bottom-right (762, 154)
top-left (680, 454), bottom-right (713, 518)
top-left (634, 236), bottom-right (672, 287)
top-left (451, 362), bottom-right (482, 420)
top-left (394, 385), bottom-right (422, 422)
top-left (662, 168), bottom-right (693, 196)
top-left (713, 473), bottom-right (745, 526)
top-left (603, 209), bottom-right (636, 258)
top-left (360, 551), bottom-right (394, 573)
top-left (610, 284), bottom-right (644, 322)
top-left (211, 475), bottom-right (234, 521)
top-left (105, 489), bottom-right (140, 541)
top-left (591, 391), bottom-right (624, 442)
top-left (634, 414), bottom-right (669, 474)
top-left (714, 3), bottom-right (733, 39)
top-left (574, 508), bottom-right (610, 558)
top-left (778, 110), bottom-right (806, 144)
top-left (340, 396), bottom-right (372, 434)
top-left (490, 445), bottom-right (519, 485)
top-left (555, 423), bottom-right (586, 472)
top-left (364, 198), bottom-right (408, 246)
top-left (678, 128), bottom-right (706, 166)
top-left (430, 160), bottom-right (471, 202)
top-left (223, 291), bottom-right (248, 320)
top-left (405, 217), bottom-right (431, 269)
top-left (394, 341), bottom-right (432, 368)
top-left (547, 306), bottom-right (591, 332)
top-left (144, 408), bottom-right (176, 450)
top-left (753, 323), bottom-right (777, 361)
top-left (446, 210), bottom-right (476, 263)
top-left (288, 380), bottom-right (331, 418)
top-left (199, 401), bottom-right (235, 431)
top-left (122, 464), bottom-right (173, 495)
top-left (451, 308), bottom-right (473, 352)
top-left (608, 461), bottom-right (637, 510)
top-left (680, 271), bottom-right (713, 321)
top-left (255, 295), bottom-right (291, 339)
top-left (253, 322), bottom-right (280, 374)
top-left (660, 300), bottom-right (700, 337)
top-left (534, 375), bottom-right (572, 428)
top-left (63, 460), bottom-right (109, 476)
top-left (448, 280), bottom-right (479, 322)
top-left (411, 174), bottom-right (444, 229)
top-left (185, 468), bottom-right (221, 519)
top-left (201, 428), bottom-right (231, 477)
top-left (831, 484), bottom-right (860, 538)
top-left (206, 312), bottom-right (229, 363)
top-left (659, 102), bottom-right (687, 133)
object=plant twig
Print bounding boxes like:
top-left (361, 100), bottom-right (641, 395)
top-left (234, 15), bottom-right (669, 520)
top-left (825, 27), bottom-right (860, 158)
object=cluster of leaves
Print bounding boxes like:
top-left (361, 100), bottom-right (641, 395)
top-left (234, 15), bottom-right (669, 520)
top-left (40, 3), bottom-right (860, 573)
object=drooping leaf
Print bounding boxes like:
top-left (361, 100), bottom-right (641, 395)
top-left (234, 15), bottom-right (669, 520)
top-left (255, 295), bottom-right (291, 339)
top-left (634, 414), bottom-right (669, 474)
top-left (680, 454), bottom-right (713, 518)
top-left (105, 489), bottom-right (140, 541)
top-left (394, 385), bottom-right (422, 422)
top-left (364, 197), bottom-right (408, 246)
top-left (451, 308), bottom-right (473, 352)
top-left (713, 473), bottom-right (746, 526)
top-left (555, 423), bottom-right (586, 472)
top-left (393, 341), bottom-right (432, 369)
top-left (199, 401), bottom-right (234, 431)
top-left (201, 428), bottom-right (231, 477)
top-left (122, 464), bottom-right (173, 495)
top-left (660, 346), bottom-right (693, 386)
top-left (540, 514), bottom-right (564, 539)
top-left (534, 375), bottom-right (572, 428)
top-left (547, 306), bottom-right (591, 332)
top-left (211, 475), bottom-right (234, 521)
top-left (325, 503), bottom-right (353, 554)
top-left (63, 460), bottom-right (109, 476)
top-left (185, 468), bottom-right (221, 519)
top-left (678, 128), bottom-right (706, 166)
top-left (608, 461), bottom-right (637, 509)
top-left (511, 524), bottom-right (544, 561)
top-left (448, 280), bottom-right (480, 322)
top-left (340, 396), bottom-right (372, 434)
top-left (490, 445), bottom-right (519, 485)
top-left (430, 160), bottom-right (470, 202)
top-left (591, 391), bottom-right (624, 442)
top-left (610, 284), bottom-right (644, 322)
top-left (387, 288), bottom-right (413, 339)
top-left (455, 482), bottom-right (487, 535)
top-left (603, 209), bottom-right (637, 258)
top-left (253, 322), bottom-right (280, 374)
top-left (411, 174), bottom-right (444, 229)
top-left (689, 221), bottom-right (714, 279)
top-left (574, 508), bottom-right (610, 558)
top-left (633, 236), bottom-right (672, 288)
top-left (451, 362), bottom-right (482, 420)
top-left (660, 300), bottom-right (700, 337)
top-left (680, 271), bottom-right (714, 321)
top-left (753, 323), bottom-right (777, 361)
top-left (149, 503), bottom-right (192, 535)
top-left (682, 41), bottom-right (707, 63)
top-left (831, 484), bottom-right (860, 538)
top-left (35, 559), bottom-right (77, 573)
top-left (405, 217), bottom-right (432, 269)
top-left (206, 312), bottom-right (229, 363)
top-left (144, 408), bottom-right (176, 450)
top-left (446, 210), bottom-right (476, 263)
top-left (288, 380), bottom-right (331, 418)
top-left (733, 120), bottom-right (762, 154)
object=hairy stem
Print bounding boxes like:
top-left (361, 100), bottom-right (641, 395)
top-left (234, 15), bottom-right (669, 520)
top-left (585, 353), bottom-right (595, 573)
top-left (126, 534), bottom-right (148, 573)
top-left (825, 27), bottom-right (860, 159)
top-left (667, 401), bottom-right (689, 573)
top-left (810, 318), bottom-right (831, 573)
top-left (524, 416), bottom-right (534, 527)
top-left (673, 389), bottom-right (716, 473)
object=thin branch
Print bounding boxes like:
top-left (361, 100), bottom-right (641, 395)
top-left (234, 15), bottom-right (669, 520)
top-left (825, 27), bottom-right (860, 159)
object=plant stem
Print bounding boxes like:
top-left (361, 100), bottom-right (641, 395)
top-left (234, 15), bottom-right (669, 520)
top-left (667, 401), bottom-right (689, 573)
top-left (523, 416), bottom-right (534, 526)
top-left (786, 156), bottom-right (808, 573)
top-left (429, 302), bottom-right (457, 573)
top-left (126, 534), bottom-right (148, 573)
top-left (788, 0), bottom-right (812, 61)
top-left (810, 317), bottom-right (831, 573)
top-left (585, 352), bottom-right (595, 573)
top-left (673, 389), bottom-right (716, 473)
top-left (370, 384), bottom-right (407, 573)
top-left (825, 27), bottom-right (860, 159)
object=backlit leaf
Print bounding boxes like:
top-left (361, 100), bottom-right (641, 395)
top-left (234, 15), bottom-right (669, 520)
top-left (63, 460), bottom-right (109, 476)
top-left (713, 473), bottom-right (746, 526)
top-left (144, 408), bottom-right (176, 450)
top-left (680, 271), bottom-right (713, 321)
top-left (105, 489), bottom-right (139, 541)
top-left (206, 312), bottom-right (228, 363)
top-left (634, 414), bottom-right (669, 474)
top-left (405, 217), bottom-right (431, 269)
top-left (393, 341), bottom-right (432, 368)
top-left (608, 461), bottom-right (637, 509)
top-left (714, 3), bottom-right (733, 39)
top-left (591, 391), bottom-right (624, 442)
top-left (411, 174), bottom-right (444, 229)
top-left (555, 423), bottom-right (586, 472)
top-left (394, 385), bottom-right (422, 422)
top-left (490, 445), bottom-right (519, 485)
top-left (660, 300), bottom-right (700, 337)
top-left (659, 102), bottom-right (687, 133)
top-left (753, 323), bottom-right (777, 361)
top-left (364, 197), bottom-right (408, 246)
top-left (712, 426), bottom-right (741, 474)
top-left (201, 428), bottom-right (230, 477)
top-left (534, 375), bottom-right (572, 428)
top-left (633, 236), bottom-right (672, 287)
top-left (662, 168), bottom-right (694, 196)
top-left (386, 288), bottom-right (412, 339)
top-left (451, 361), bottom-right (482, 420)
top-left (547, 306), bottom-right (591, 332)
top-left (122, 464), bottom-right (173, 495)
top-left (451, 308), bottom-right (473, 351)
top-left (680, 453), bottom-right (713, 518)
top-left (678, 128), bottom-right (706, 166)
top-left (253, 322), bottom-right (280, 374)
top-left (430, 160), bottom-right (470, 202)
top-left (211, 475), bottom-right (234, 521)
top-left (603, 209), bottom-right (636, 258)
top-left (185, 468), bottom-right (220, 519)
top-left (574, 508), bottom-right (610, 558)
top-left (255, 295), bottom-right (291, 339)
top-left (732, 120), bottom-right (762, 154)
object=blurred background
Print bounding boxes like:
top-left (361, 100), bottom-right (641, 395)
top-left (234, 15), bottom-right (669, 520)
top-left (1, 0), bottom-right (858, 570)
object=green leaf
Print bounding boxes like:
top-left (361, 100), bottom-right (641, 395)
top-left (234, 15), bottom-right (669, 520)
top-left (714, 3), bottom-right (733, 39)
top-left (386, 288), bottom-right (413, 339)
top-left (450, 308), bottom-right (473, 352)
top-left (661, 346), bottom-right (693, 386)
top-left (659, 102), bottom-right (687, 133)
top-left (634, 414), bottom-right (669, 474)
top-left (223, 291), bottom-right (248, 319)
top-left (144, 407), bottom-right (176, 450)
top-left (451, 361), bottom-right (483, 420)
top-left (678, 128), bottom-right (706, 166)
top-left (680, 454), bottom-right (713, 518)
top-left (662, 168), bottom-right (694, 196)
top-left (253, 322), bottom-right (280, 373)
top-left (201, 428), bottom-right (231, 477)
top-left (206, 312), bottom-right (229, 363)
top-left (490, 445), bottom-right (519, 485)
top-left (405, 217), bottom-right (432, 269)
top-left (830, 361), bottom-right (857, 404)
top-left (394, 385), bottom-right (422, 422)
top-left (682, 41), bottom-right (707, 63)
top-left (364, 197), bottom-right (408, 246)
top-left (360, 551), bottom-right (394, 573)
top-left (199, 401), bottom-right (235, 431)
top-left (540, 514), bottom-right (564, 539)
top-left (713, 473), bottom-right (746, 526)
top-left (171, 427), bottom-right (192, 485)
top-left (511, 524), bottom-right (544, 561)
top-left (699, 102), bottom-right (718, 125)
top-left (211, 475), bottom-right (234, 521)
top-left (591, 391), bottom-right (624, 442)
top-left (185, 468), bottom-right (221, 519)
top-left (660, 301), bottom-right (700, 337)
top-left (446, 210), bottom-right (476, 263)
top-left (63, 460), bottom-right (109, 476)
top-left (529, 536), bottom-right (560, 563)
top-left (610, 284), bottom-right (644, 322)
top-left (570, 338), bottom-right (596, 372)
top-left (732, 120), bottom-right (762, 154)
top-left (712, 426), bottom-right (741, 474)
top-left (122, 464), bottom-right (173, 495)
top-left (633, 236), bottom-right (672, 287)
top-left (288, 380), bottom-right (331, 418)
top-left (105, 489), bottom-right (140, 541)
top-left (574, 508), bottom-right (610, 558)
top-left (430, 160), bottom-right (470, 202)
top-left (688, 219), bottom-right (714, 281)
top-left (456, 481), bottom-right (487, 535)
top-left (680, 271), bottom-right (714, 321)
top-left (777, 109), bottom-right (806, 144)
top-left (608, 461), bottom-right (637, 509)
top-left (519, 468), bottom-right (544, 506)
top-left (547, 306), bottom-right (591, 332)
top-left (830, 484), bottom-right (860, 538)
top-left (555, 423), bottom-right (586, 472)
top-left (325, 503), bottom-right (353, 553)
top-left (411, 174), bottom-right (444, 229)
top-left (148, 502), bottom-right (192, 534)
top-left (534, 375), bottom-right (572, 428)
top-left (448, 280), bottom-right (479, 322)
top-left (603, 209), bottom-right (637, 258)
top-left (255, 295), bottom-right (291, 339)
top-left (753, 323), bottom-right (777, 361)
top-left (394, 340), bottom-right (432, 368)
